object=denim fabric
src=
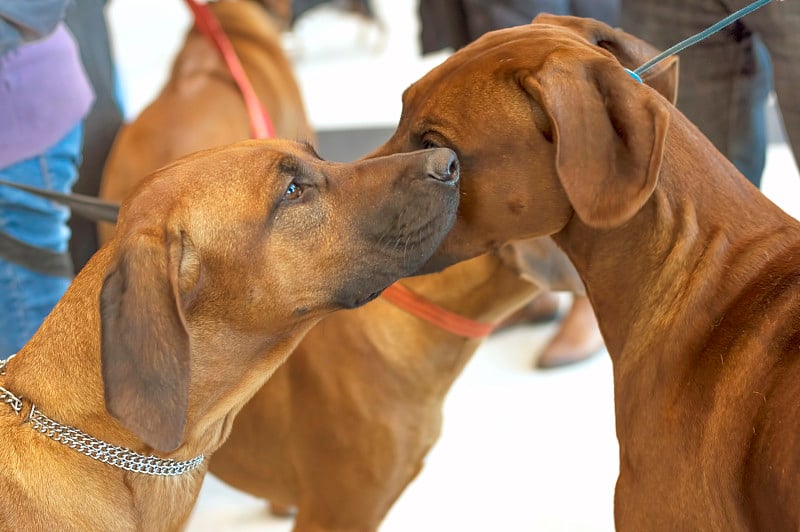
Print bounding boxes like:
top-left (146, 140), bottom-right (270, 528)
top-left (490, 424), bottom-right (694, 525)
top-left (621, 0), bottom-right (800, 188)
top-left (0, 123), bottom-right (83, 357)
top-left (728, 36), bottom-right (772, 185)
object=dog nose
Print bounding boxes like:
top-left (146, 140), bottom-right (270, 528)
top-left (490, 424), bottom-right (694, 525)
top-left (425, 148), bottom-right (460, 185)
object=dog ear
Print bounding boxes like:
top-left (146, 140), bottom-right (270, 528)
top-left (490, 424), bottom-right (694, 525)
top-left (531, 14), bottom-right (679, 104)
top-left (99, 228), bottom-right (196, 453)
top-left (520, 57), bottom-right (670, 229)
top-left (260, 0), bottom-right (292, 29)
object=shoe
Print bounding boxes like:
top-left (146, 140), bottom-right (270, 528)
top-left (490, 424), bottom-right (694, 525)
top-left (494, 292), bottom-right (561, 332)
top-left (535, 295), bottom-right (605, 369)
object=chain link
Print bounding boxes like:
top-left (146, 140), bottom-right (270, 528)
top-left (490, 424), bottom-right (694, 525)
top-left (24, 405), bottom-right (204, 475)
top-left (0, 355), bottom-right (21, 414)
top-left (0, 386), bottom-right (22, 414)
top-left (0, 354), bottom-right (203, 476)
top-left (0, 353), bottom-right (14, 375)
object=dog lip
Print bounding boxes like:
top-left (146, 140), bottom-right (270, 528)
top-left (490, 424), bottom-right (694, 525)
top-left (360, 290), bottom-right (383, 305)
top-left (339, 289), bottom-right (383, 309)
top-left (432, 176), bottom-right (459, 187)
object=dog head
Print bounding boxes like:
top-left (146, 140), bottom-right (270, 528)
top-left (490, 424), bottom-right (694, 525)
top-left (207, 1), bottom-right (293, 32)
top-left (256, 0), bottom-right (292, 29)
top-left (369, 15), bottom-right (675, 271)
top-left (99, 139), bottom-right (459, 452)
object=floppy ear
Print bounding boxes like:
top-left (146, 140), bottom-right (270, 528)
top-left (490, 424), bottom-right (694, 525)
top-left (532, 14), bottom-right (679, 104)
top-left (99, 228), bottom-right (199, 453)
top-left (520, 57), bottom-right (670, 228)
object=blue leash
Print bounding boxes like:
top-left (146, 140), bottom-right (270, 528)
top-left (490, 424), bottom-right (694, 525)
top-left (625, 0), bottom-right (781, 83)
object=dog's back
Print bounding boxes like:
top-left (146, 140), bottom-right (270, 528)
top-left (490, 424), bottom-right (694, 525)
top-left (98, 0), bottom-right (313, 242)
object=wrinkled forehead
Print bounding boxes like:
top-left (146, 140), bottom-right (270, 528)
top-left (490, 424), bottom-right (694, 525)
top-left (117, 140), bottom-right (319, 228)
top-left (468, 22), bottom-right (594, 59)
top-left (401, 23), bottom-right (602, 107)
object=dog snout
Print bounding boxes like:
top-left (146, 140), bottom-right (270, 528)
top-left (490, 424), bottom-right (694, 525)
top-left (425, 148), bottom-right (460, 185)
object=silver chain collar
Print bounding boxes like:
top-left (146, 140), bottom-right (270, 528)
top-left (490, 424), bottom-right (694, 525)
top-left (0, 354), bottom-right (204, 476)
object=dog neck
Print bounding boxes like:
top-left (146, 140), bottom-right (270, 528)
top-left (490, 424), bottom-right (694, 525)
top-left (176, 0), bottom-right (312, 141)
top-left (553, 106), bottom-right (800, 376)
top-left (178, 0), bottom-right (285, 81)
top-left (372, 253), bottom-right (540, 395)
top-left (207, 0), bottom-right (286, 45)
top-left (182, 324), bottom-right (313, 453)
top-left (3, 246), bottom-right (118, 440)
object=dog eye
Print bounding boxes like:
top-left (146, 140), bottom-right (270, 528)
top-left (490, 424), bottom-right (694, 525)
top-left (421, 137), bottom-right (439, 149)
top-left (283, 181), bottom-right (303, 201)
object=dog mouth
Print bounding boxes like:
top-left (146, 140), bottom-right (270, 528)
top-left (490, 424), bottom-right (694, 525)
top-left (381, 220), bottom-right (438, 257)
top-left (350, 289), bottom-right (383, 308)
top-left (334, 187), bottom-right (457, 310)
top-left (334, 287), bottom-right (385, 310)
top-left (374, 207), bottom-right (457, 264)
top-left (332, 221), bottom-right (442, 309)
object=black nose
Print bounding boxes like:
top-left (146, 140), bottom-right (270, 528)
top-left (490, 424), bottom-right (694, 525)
top-left (425, 148), bottom-right (460, 185)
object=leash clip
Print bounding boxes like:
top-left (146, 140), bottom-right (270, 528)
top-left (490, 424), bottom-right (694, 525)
top-left (624, 68), bottom-right (643, 84)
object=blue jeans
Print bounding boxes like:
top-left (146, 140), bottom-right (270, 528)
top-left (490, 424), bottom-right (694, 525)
top-left (0, 124), bottom-right (83, 357)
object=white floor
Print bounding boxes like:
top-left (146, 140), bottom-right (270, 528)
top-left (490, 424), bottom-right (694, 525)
top-left (107, 2), bottom-right (800, 531)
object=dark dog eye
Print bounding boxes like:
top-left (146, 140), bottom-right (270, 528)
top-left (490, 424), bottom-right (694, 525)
top-left (421, 138), bottom-right (439, 149)
top-left (283, 181), bottom-right (303, 201)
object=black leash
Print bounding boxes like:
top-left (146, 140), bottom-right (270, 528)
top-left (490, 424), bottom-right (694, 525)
top-left (0, 179), bottom-right (119, 223)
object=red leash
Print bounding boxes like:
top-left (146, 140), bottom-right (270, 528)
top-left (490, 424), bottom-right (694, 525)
top-left (184, 0), bottom-right (275, 139)
top-left (381, 283), bottom-right (497, 339)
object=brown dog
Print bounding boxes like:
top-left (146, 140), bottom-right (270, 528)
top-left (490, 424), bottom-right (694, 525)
top-left (365, 13), bottom-right (800, 531)
top-left (0, 139), bottom-right (458, 530)
top-left (98, 0), bottom-right (312, 243)
top-left (207, 17), bottom-right (678, 531)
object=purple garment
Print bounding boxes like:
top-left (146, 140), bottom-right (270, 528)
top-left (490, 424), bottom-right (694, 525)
top-left (0, 23), bottom-right (94, 168)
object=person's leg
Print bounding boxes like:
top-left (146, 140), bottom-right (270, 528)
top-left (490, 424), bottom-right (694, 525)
top-left (461, 0), bottom-right (571, 41)
top-left (535, 294), bottom-right (604, 368)
top-left (741, 0), bottom-right (800, 170)
top-left (570, 0), bottom-right (619, 26)
top-left (66, 0), bottom-right (125, 272)
top-left (418, 0), bottom-right (473, 54)
top-left (621, 0), bottom-right (768, 187)
top-left (728, 34), bottom-right (771, 185)
top-left (0, 124), bottom-right (83, 356)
